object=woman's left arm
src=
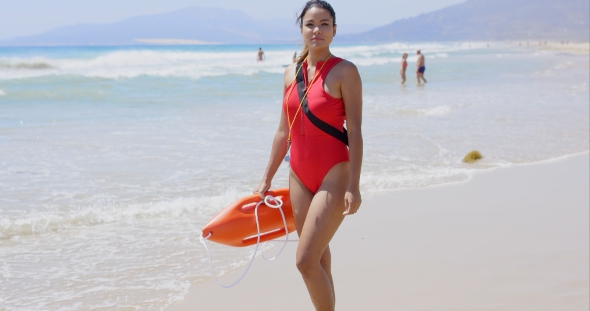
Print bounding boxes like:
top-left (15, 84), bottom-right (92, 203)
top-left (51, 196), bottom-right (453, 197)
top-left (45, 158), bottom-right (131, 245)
top-left (340, 61), bottom-right (363, 215)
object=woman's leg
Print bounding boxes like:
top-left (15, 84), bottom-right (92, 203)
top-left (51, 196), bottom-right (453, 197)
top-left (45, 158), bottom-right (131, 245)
top-left (319, 245), bottom-right (334, 301)
top-left (290, 174), bottom-right (336, 298)
top-left (289, 162), bottom-right (349, 311)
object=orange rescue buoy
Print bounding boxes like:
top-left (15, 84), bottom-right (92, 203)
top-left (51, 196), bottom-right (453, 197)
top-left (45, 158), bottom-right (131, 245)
top-left (201, 188), bottom-right (296, 247)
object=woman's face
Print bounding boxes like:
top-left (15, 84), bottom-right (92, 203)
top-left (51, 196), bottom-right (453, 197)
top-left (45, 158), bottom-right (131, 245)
top-left (300, 7), bottom-right (336, 49)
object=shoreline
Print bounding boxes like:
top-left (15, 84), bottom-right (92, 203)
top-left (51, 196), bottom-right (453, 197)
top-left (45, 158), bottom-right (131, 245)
top-left (538, 42), bottom-right (590, 54)
top-left (507, 41), bottom-right (590, 54)
top-left (167, 153), bottom-right (589, 310)
top-left (365, 150), bottom-right (590, 194)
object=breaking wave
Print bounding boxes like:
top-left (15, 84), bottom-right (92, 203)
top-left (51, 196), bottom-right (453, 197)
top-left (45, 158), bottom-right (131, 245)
top-left (0, 42), bottom-right (489, 80)
top-left (0, 190), bottom-right (245, 239)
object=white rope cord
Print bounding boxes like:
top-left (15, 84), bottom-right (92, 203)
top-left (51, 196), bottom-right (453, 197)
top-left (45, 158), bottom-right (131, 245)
top-left (200, 194), bottom-right (298, 288)
top-left (260, 195), bottom-right (291, 261)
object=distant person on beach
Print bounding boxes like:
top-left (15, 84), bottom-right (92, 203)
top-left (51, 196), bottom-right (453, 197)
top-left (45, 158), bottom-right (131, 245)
top-left (416, 50), bottom-right (427, 84)
top-left (257, 47), bottom-right (265, 61)
top-left (400, 53), bottom-right (408, 84)
top-left (254, 1), bottom-right (363, 310)
top-left (293, 52), bottom-right (298, 63)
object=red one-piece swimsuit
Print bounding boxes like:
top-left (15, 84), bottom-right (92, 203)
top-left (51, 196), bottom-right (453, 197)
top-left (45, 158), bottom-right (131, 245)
top-left (284, 57), bottom-right (349, 194)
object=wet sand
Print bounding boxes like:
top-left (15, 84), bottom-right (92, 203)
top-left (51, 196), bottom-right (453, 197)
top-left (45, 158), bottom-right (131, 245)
top-left (167, 154), bottom-right (589, 311)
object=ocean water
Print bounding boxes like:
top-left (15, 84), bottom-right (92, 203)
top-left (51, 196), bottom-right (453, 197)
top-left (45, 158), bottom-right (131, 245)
top-left (0, 42), bottom-right (588, 310)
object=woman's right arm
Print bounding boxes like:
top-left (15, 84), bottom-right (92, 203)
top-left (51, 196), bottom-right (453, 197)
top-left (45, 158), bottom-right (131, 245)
top-left (253, 108), bottom-right (289, 198)
top-left (253, 64), bottom-right (295, 198)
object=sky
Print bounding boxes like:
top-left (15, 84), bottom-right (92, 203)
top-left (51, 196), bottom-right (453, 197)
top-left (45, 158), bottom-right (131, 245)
top-left (0, 0), bottom-right (466, 40)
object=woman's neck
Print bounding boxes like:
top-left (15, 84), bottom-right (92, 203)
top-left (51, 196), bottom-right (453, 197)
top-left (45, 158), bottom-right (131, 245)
top-left (306, 48), bottom-right (332, 66)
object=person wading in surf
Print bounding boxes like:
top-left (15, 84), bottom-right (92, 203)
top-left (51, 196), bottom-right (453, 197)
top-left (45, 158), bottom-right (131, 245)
top-left (400, 53), bottom-right (408, 84)
top-left (254, 1), bottom-right (363, 310)
top-left (257, 47), bottom-right (265, 61)
top-left (416, 49), bottom-right (427, 84)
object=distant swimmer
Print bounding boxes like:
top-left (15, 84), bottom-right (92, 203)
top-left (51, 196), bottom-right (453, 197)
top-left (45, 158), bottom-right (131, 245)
top-left (416, 49), bottom-right (427, 84)
top-left (257, 47), bottom-right (265, 61)
top-left (400, 53), bottom-right (408, 84)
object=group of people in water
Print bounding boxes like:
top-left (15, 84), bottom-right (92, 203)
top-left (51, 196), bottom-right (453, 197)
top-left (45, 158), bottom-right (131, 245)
top-left (258, 47), bottom-right (428, 85)
top-left (400, 49), bottom-right (427, 84)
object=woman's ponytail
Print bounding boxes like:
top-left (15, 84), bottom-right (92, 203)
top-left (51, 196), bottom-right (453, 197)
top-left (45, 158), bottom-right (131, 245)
top-left (297, 46), bottom-right (309, 63)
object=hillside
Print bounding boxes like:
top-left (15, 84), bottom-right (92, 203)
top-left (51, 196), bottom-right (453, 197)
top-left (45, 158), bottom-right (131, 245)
top-left (337, 0), bottom-right (589, 43)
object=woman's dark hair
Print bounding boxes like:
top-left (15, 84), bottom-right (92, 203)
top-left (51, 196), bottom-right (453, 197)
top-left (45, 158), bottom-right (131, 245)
top-left (296, 0), bottom-right (336, 63)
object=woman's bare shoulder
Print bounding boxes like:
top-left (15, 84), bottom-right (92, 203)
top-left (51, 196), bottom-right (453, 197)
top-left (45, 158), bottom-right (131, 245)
top-left (333, 59), bottom-right (361, 82)
top-left (336, 59), bottom-right (358, 70)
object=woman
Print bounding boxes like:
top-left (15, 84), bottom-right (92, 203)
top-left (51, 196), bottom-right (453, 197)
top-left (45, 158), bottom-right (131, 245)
top-left (400, 53), bottom-right (408, 84)
top-left (254, 1), bottom-right (363, 310)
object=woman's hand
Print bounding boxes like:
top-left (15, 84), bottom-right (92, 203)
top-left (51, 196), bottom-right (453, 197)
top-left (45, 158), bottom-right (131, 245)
top-left (343, 187), bottom-right (362, 215)
top-left (253, 180), bottom-right (271, 200)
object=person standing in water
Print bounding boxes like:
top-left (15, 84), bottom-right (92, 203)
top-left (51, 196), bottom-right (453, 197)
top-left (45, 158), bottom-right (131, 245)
top-left (257, 47), bottom-right (265, 61)
top-left (254, 1), bottom-right (363, 310)
top-left (416, 49), bottom-right (427, 84)
top-left (400, 53), bottom-right (408, 84)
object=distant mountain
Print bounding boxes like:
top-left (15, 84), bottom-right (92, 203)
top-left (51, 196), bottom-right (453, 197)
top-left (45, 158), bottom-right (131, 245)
top-left (337, 0), bottom-right (589, 43)
top-left (1, 7), bottom-right (301, 46)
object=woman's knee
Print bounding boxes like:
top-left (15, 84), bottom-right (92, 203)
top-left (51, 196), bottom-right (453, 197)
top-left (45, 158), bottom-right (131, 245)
top-left (296, 251), bottom-right (320, 276)
top-left (296, 247), bottom-right (331, 275)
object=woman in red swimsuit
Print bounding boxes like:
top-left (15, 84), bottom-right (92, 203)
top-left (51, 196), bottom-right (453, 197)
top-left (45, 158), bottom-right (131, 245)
top-left (400, 53), bottom-right (408, 84)
top-left (254, 1), bottom-right (363, 310)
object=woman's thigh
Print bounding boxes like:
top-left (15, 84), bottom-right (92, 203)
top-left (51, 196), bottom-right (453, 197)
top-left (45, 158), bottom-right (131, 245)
top-left (289, 170), bottom-right (314, 235)
top-left (290, 162), bottom-right (350, 260)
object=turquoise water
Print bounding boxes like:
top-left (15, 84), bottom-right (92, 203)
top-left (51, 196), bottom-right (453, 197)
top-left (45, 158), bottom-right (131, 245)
top-left (0, 43), bottom-right (588, 310)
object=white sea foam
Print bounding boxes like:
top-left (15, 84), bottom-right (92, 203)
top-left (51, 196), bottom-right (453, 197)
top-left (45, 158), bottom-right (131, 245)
top-left (368, 105), bottom-right (454, 117)
top-left (333, 42), bottom-right (488, 57)
top-left (361, 165), bottom-right (477, 192)
top-left (0, 50), bottom-right (287, 80)
top-left (419, 105), bottom-right (452, 116)
top-left (571, 82), bottom-right (588, 92)
top-left (0, 89), bottom-right (5, 96)
top-left (0, 210), bottom-right (257, 311)
top-left (0, 42), bottom-right (491, 80)
top-left (0, 190), bottom-right (244, 239)
top-left (0, 187), bottom-right (266, 310)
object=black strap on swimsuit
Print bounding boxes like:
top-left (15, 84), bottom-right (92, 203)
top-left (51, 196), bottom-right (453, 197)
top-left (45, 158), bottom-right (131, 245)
top-left (296, 62), bottom-right (349, 146)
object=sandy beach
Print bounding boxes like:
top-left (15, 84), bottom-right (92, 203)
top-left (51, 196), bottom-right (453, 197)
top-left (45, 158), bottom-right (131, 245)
top-left (539, 42), bottom-right (590, 54)
top-left (168, 154), bottom-right (589, 311)
top-left (508, 41), bottom-right (590, 54)
top-left (1, 43), bottom-right (587, 310)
